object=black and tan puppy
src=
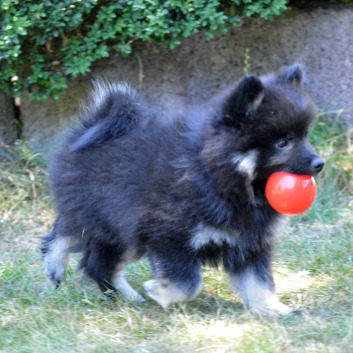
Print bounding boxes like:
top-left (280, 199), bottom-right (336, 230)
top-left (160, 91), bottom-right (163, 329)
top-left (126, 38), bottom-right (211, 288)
top-left (42, 65), bottom-right (324, 316)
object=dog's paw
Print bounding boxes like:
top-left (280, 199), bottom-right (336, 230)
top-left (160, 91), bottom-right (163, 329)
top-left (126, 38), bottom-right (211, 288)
top-left (110, 271), bottom-right (145, 303)
top-left (144, 279), bottom-right (188, 308)
top-left (144, 279), bottom-right (171, 308)
top-left (144, 277), bottom-right (203, 308)
top-left (42, 236), bottom-right (72, 288)
top-left (105, 289), bottom-right (146, 303)
top-left (128, 292), bottom-right (146, 303)
top-left (250, 300), bottom-right (299, 317)
top-left (43, 256), bottom-right (66, 288)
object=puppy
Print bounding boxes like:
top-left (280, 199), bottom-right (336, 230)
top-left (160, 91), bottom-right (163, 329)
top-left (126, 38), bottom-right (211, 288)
top-left (42, 65), bottom-right (324, 316)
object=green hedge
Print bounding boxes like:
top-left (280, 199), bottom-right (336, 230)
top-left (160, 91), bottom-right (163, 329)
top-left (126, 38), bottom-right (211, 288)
top-left (0, 0), bottom-right (288, 100)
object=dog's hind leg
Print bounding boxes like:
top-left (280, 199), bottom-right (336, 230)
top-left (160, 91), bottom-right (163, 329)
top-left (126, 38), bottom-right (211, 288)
top-left (110, 262), bottom-right (145, 302)
top-left (80, 242), bottom-right (144, 302)
top-left (41, 218), bottom-right (75, 287)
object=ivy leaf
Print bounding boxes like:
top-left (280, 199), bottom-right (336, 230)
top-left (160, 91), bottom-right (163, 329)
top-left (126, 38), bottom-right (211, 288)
top-left (0, 0), bottom-right (287, 100)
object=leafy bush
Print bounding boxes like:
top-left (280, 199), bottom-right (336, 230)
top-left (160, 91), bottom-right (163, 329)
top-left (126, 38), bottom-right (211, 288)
top-left (0, 0), bottom-right (288, 100)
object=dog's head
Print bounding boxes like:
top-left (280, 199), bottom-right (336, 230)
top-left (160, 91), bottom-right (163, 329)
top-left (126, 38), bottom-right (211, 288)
top-left (210, 64), bottom-right (324, 181)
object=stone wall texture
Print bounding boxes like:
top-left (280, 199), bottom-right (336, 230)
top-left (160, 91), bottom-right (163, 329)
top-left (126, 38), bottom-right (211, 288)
top-left (0, 91), bottom-right (17, 145)
top-left (16, 6), bottom-right (353, 154)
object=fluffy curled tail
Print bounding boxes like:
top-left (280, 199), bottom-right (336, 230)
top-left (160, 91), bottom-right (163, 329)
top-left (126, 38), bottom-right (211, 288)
top-left (71, 79), bottom-right (148, 151)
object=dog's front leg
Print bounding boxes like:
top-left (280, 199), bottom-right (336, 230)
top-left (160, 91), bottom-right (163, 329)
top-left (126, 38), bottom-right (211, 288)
top-left (144, 244), bottom-right (203, 308)
top-left (227, 252), bottom-right (295, 316)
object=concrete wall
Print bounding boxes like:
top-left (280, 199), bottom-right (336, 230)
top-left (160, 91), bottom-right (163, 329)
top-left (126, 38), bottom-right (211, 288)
top-left (14, 6), bottom-right (353, 154)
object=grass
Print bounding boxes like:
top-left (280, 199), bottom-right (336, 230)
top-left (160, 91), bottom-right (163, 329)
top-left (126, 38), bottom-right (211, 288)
top-left (1, 113), bottom-right (353, 353)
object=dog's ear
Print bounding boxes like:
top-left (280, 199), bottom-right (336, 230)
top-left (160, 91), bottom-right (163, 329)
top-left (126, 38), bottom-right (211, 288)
top-left (222, 76), bottom-right (264, 127)
top-left (277, 64), bottom-right (304, 87)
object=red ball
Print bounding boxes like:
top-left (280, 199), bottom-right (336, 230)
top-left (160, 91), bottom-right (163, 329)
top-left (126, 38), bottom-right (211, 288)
top-left (265, 172), bottom-right (317, 215)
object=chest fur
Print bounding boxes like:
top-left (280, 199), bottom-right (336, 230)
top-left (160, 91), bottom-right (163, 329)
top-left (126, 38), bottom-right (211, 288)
top-left (189, 216), bottom-right (285, 252)
top-left (189, 224), bottom-right (238, 250)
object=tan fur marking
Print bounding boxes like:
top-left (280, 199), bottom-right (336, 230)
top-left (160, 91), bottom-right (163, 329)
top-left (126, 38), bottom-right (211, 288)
top-left (44, 236), bottom-right (74, 285)
top-left (230, 267), bottom-right (294, 316)
top-left (144, 278), bottom-right (203, 308)
top-left (111, 265), bottom-right (145, 302)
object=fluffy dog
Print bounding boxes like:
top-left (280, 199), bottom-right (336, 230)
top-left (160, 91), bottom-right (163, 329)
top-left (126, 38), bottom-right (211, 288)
top-left (41, 64), bottom-right (324, 316)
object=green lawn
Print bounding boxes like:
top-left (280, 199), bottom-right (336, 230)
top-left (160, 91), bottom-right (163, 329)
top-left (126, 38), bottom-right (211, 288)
top-left (1, 114), bottom-right (352, 353)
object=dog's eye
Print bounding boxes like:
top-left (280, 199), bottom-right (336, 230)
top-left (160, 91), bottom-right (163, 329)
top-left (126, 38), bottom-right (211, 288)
top-left (276, 138), bottom-right (289, 149)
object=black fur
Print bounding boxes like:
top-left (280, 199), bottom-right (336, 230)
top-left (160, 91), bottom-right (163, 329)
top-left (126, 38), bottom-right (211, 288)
top-left (71, 81), bottom-right (151, 151)
top-left (42, 65), bottom-right (324, 313)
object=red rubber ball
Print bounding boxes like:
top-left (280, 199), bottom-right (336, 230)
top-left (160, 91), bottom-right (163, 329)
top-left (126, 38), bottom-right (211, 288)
top-left (265, 172), bottom-right (317, 215)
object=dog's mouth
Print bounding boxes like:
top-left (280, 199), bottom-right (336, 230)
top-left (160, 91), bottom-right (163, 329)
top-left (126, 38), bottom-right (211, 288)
top-left (254, 162), bottom-right (324, 194)
top-left (285, 162), bottom-right (325, 177)
top-left (272, 158), bottom-right (325, 177)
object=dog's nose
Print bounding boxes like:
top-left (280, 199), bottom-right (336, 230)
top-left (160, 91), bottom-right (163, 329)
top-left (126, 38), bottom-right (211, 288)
top-left (311, 157), bottom-right (325, 173)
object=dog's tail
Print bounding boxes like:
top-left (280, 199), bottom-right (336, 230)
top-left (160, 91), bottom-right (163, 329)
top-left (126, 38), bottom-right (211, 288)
top-left (71, 79), bottom-right (148, 151)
